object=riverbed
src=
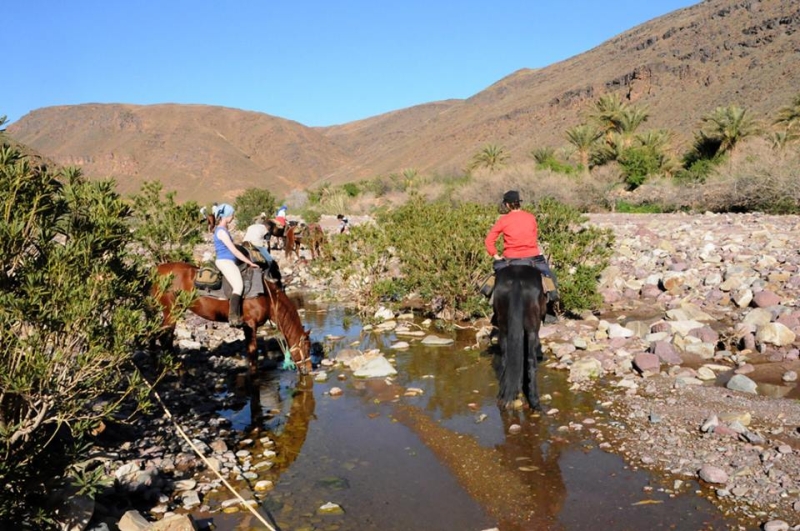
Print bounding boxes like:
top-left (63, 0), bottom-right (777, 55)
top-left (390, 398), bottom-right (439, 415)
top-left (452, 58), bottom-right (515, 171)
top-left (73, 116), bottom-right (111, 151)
top-left (195, 302), bottom-right (748, 531)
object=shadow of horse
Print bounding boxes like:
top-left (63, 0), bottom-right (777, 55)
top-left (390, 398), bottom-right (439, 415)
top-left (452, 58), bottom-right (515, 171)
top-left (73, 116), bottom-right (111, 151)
top-left (492, 265), bottom-right (547, 410)
top-left (153, 262), bottom-right (312, 375)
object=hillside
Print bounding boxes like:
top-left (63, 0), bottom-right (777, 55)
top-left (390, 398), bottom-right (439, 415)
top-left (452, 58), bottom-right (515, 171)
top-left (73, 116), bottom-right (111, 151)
top-left (6, 0), bottom-right (800, 203)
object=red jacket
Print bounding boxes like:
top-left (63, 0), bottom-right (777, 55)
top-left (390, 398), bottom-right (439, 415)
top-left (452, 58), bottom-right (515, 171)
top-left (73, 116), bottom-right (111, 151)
top-left (485, 209), bottom-right (540, 258)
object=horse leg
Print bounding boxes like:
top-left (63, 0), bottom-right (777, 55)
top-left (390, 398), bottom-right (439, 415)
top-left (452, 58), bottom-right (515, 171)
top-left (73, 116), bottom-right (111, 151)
top-left (244, 323), bottom-right (259, 375)
top-left (524, 329), bottom-right (542, 410)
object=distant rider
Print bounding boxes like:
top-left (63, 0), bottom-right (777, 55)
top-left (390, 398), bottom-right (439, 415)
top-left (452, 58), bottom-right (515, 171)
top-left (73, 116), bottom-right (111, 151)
top-left (242, 216), bottom-right (275, 265)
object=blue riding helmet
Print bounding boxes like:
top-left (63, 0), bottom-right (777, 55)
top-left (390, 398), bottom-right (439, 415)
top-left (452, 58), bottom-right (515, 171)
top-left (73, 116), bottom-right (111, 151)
top-left (216, 203), bottom-right (235, 218)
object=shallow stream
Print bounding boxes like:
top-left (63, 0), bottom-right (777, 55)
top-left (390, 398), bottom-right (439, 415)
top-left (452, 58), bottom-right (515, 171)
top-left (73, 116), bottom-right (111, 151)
top-left (203, 302), bottom-right (752, 531)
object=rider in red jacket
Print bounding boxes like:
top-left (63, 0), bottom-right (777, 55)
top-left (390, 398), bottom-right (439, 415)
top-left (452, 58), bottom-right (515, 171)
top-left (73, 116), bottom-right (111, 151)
top-left (485, 190), bottom-right (559, 304)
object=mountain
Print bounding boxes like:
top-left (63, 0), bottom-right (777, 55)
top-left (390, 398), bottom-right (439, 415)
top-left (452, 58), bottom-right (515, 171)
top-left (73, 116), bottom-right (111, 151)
top-left (6, 0), bottom-right (800, 203)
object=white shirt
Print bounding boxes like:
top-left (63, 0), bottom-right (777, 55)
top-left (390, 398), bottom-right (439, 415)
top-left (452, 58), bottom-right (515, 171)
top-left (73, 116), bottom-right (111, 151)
top-left (243, 223), bottom-right (269, 247)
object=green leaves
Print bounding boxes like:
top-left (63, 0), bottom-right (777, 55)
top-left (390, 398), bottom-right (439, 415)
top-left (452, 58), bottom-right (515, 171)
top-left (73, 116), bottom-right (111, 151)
top-left (234, 187), bottom-right (277, 227)
top-left (129, 181), bottom-right (203, 263)
top-left (323, 196), bottom-right (614, 318)
top-left (0, 144), bottom-right (168, 525)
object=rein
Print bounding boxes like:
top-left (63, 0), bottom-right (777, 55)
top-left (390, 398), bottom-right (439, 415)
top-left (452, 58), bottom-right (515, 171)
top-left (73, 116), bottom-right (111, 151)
top-left (264, 277), bottom-right (309, 373)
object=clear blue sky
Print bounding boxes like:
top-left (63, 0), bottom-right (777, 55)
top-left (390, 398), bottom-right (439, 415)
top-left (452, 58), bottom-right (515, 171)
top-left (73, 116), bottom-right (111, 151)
top-left (3, 0), bottom-right (698, 127)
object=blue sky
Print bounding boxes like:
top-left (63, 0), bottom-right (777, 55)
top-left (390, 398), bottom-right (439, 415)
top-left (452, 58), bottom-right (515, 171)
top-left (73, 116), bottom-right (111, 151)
top-left (3, 0), bottom-right (698, 127)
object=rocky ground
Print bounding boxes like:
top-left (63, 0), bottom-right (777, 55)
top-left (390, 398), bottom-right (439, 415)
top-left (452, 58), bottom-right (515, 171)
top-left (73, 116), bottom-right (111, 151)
top-left (535, 213), bottom-right (800, 530)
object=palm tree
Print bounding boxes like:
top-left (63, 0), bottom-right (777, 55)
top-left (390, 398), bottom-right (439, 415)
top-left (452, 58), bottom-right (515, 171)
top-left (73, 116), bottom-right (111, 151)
top-left (700, 104), bottom-right (761, 156)
top-left (469, 144), bottom-right (509, 172)
top-left (587, 94), bottom-right (626, 138)
top-left (530, 147), bottom-right (555, 164)
top-left (768, 129), bottom-right (799, 152)
top-left (565, 125), bottom-right (602, 170)
top-left (774, 93), bottom-right (800, 130)
top-left (616, 106), bottom-right (650, 147)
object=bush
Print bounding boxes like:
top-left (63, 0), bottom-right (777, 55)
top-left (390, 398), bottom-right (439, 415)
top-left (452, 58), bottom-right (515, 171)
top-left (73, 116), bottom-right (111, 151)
top-left (0, 145), bottom-right (169, 526)
top-left (234, 188), bottom-right (277, 227)
top-left (342, 182), bottom-right (360, 198)
top-left (129, 181), bottom-right (204, 263)
top-left (617, 146), bottom-right (662, 190)
top-left (533, 198), bottom-right (614, 313)
top-left (323, 195), bottom-right (614, 318)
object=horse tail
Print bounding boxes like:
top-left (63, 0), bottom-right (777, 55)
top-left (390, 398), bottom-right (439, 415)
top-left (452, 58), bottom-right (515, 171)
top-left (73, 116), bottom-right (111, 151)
top-left (499, 273), bottom-right (524, 405)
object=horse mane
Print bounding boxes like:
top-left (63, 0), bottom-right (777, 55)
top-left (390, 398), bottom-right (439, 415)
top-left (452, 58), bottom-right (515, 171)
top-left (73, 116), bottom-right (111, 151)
top-left (263, 277), bottom-right (308, 355)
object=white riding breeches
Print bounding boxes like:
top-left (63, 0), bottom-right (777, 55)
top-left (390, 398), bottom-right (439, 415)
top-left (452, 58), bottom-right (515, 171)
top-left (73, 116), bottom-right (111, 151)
top-left (215, 259), bottom-right (243, 295)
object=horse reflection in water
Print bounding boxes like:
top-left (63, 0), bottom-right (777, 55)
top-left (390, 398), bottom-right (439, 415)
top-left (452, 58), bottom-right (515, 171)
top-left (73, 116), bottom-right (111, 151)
top-left (392, 403), bottom-right (567, 530)
top-left (234, 371), bottom-right (316, 468)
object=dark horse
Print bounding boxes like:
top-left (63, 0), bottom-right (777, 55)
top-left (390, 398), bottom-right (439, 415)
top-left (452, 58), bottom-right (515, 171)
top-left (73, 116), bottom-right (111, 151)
top-left (285, 223), bottom-right (326, 261)
top-left (493, 265), bottom-right (547, 410)
top-left (154, 262), bottom-right (312, 375)
top-left (265, 220), bottom-right (296, 251)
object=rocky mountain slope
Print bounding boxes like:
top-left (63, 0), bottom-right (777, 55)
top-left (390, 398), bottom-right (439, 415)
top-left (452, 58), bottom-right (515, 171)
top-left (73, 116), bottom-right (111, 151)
top-left (6, 0), bottom-right (800, 203)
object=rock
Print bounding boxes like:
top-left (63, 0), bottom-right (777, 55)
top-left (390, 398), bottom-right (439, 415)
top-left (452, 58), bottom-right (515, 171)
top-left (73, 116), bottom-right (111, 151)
top-left (726, 374), bottom-right (758, 394)
top-left (752, 290), bottom-right (781, 308)
top-left (782, 370), bottom-right (798, 382)
top-left (334, 348), bottom-right (362, 366)
top-left (353, 355), bottom-right (397, 378)
top-left (181, 490), bottom-right (201, 509)
top-left (700, 415), bottom-right (719, 433)
top-left (698, 465), bottom-right (729, 484)
top-left (254, 480), bottom-right (274, 492)
top-left (421, 335), bottom-right (454, 346)
top-left (633, 353), bottom-right (660, 374)
top-left (742, 308), bottom-right (773, 328)
top-left (373, 307), bottom-right (394, 320)
top-left (733, 289), bottom-right (753, 308)
top-left (651, 341), bottom-right (683, 365)
top-left (329, 387), bottom-right (343, 396)
top-left (390, 341), bottom-right (410, 349)
top-left (762, 520), bottom-right (790, 531)
top-left (568, 358), bottom-right (604, 382)
top-left (756, 323), bottom-right (796, 347)
top-left (118, 510), bottom-right (150, 531)
top-left (318, 501), bottom-right (344, 515)
top-left (719, 411), bottom-right (751, 426)
top-left (150, 514), bottom-right (200, 531)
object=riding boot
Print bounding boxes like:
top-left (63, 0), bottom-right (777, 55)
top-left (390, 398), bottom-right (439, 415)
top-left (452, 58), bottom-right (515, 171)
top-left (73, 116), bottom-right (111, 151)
top-left (229, 294), bottom-right (243, 328)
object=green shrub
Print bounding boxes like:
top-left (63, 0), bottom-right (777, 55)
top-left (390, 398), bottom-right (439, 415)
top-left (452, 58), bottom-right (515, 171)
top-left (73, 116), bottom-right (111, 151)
top-left (0, 147), bottom-right (170, 526)
top-left (533, 198), bottom-right (615, 313)
top-left (234, 187), bottom-right (277, 227)
top-left (614, 201), bottom-right (663, 214)
top-left (129, 181), bottom-right (204, 263)
top-left (617, 146), bottom-right (662, 189)
top-left (342, 182), bottom-right (360, 197)
top-left (323, 196), bottom-right (614, 318)
top-left (302, 208), bottom-right (322, 223)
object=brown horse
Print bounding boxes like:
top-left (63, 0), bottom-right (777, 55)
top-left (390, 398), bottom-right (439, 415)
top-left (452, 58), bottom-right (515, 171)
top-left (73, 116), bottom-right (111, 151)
top-left (153, 262), bottom-right (312, 375)
top-left (205, 213), bottom-right (216, 232)
top-left (285, 223), bottom-right (326, 261)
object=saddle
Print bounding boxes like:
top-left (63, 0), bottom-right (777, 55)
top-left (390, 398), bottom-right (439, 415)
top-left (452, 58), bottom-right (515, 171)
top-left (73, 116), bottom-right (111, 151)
top-left (243, 242), bottom-right (267, 265)
top-left (480, 258), bottom-right (556, 298)
top-left (193, 263), bottom-right (265, 300)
